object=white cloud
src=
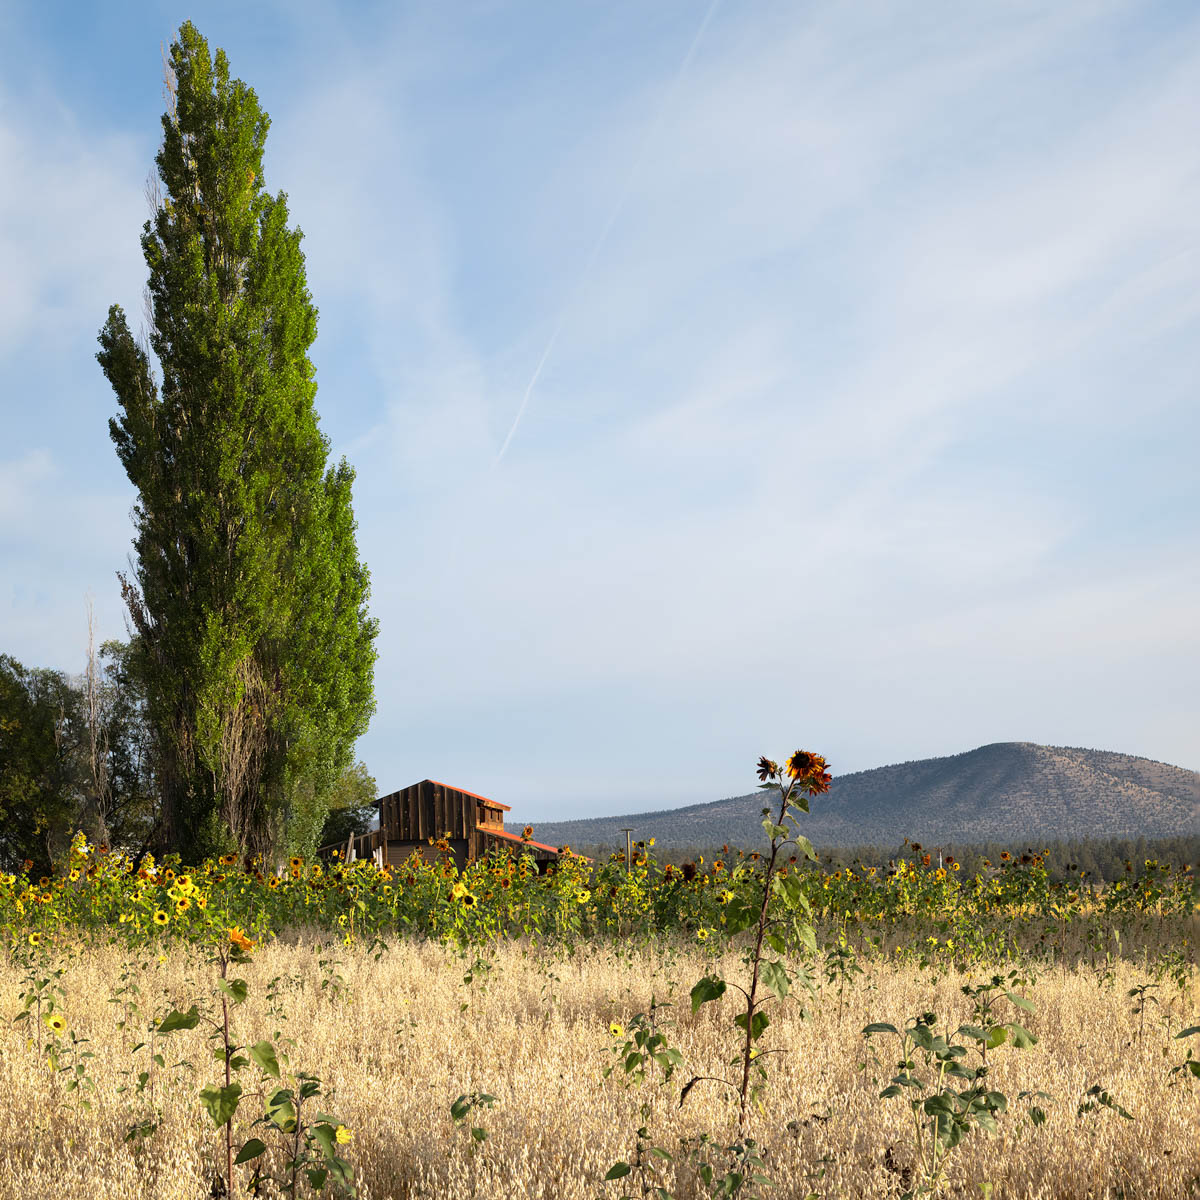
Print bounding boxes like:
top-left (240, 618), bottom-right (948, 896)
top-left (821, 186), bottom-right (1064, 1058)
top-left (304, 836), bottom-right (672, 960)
top-left (0, 89), bottom-right (148, 355)
top-left (3, 1), bottom-right (1198, 809)
top-left (0, 449), bottom-right (54, 524)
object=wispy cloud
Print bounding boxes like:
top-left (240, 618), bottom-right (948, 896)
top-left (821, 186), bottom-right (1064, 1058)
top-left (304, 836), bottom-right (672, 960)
top-left (1, 0), bottom-right (1197, 815)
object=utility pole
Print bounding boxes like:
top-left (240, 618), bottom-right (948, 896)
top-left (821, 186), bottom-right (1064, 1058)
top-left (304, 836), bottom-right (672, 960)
top-left (620, 828), bottom-right (634, 874)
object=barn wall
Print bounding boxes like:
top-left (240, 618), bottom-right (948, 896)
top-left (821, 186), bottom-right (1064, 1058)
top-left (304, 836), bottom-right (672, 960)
top-left (385, 839), bottom-right (469, 871)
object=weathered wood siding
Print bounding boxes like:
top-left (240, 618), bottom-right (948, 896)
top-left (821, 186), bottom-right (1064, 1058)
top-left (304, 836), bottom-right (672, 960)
top-left (379, 781), bottom-right (475, 846)
top-left (385, 839), bottom-right (469, 870)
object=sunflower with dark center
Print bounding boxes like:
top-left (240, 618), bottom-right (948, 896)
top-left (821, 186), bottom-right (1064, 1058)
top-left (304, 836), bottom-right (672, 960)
top-left (785, 750), bottom-right (832, 793)
top-left (755, 757), bottom-right (779, 782)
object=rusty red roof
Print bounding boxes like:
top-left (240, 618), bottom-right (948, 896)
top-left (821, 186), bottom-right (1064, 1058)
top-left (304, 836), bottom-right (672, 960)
top-left (426, 779), bottom-right (512, 811)
top-left (482, 828), bottom-right (561, 854)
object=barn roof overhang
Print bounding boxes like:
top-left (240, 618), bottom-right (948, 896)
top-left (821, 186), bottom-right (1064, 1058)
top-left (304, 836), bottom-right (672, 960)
top-left (481, 828), bottom-right (561, 855)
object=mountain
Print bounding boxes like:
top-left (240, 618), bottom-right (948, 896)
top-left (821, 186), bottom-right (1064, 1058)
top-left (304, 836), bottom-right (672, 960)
top-left (526, 743), bottom-right (1200, 850)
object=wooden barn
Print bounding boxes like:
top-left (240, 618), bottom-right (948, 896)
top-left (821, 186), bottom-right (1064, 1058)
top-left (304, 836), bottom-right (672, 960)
top-left (318, 779), bottom-right (563, 871)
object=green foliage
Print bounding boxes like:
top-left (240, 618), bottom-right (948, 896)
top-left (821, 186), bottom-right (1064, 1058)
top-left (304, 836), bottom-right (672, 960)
top-left (0, 643), bottom-right (158, 873)
top-left (604, 1115), bottom-right (675, 1200)
top-left (154, 930), bottom-right (356, 1196)
top-left (1076, 1084), bottom-right (1133, 1120)
top-left (684, 1135), bottom-right (780, 1200)
top-left (450, 1090), bottom-right (497, 1146)
top-left (96, 21), bottom-right (376, 863)
top-left (680, 755), bottom-right (826, 1134)
top-left (958, 972), bottom-right (1037, 1064)
top-left (313, 761), bottom-right (379, 857)
top-left (0, 655), bottom-right (84, 873)
top-left (822, 934), bottom-right (863, 1025)
top-left (862, 1008), bottom-right (1035, 1196)
top-left (605, 1002), bottom-right (683, 1087)
top-left (605, 753), bottom-right (832, 1200)
top-left (89, 639), bottom-right (159, 852)
top-left (1168, 1025), bottom-right (1200, 1088)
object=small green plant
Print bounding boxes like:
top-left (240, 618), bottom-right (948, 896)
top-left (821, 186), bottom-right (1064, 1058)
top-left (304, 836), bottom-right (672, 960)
top-left (11, 939), bottom-right (95, 1107)
top-left (681, 1134), bottom-right (789, 1200)
top-left (43, 1016), bottom-right (96, 1108)
top-left (862, 1011), bottom-right (1024, 1197)
top-left (958, 972), bottom-right (1037, 1064)
top-left (244, 1072), bottom-right (356, 1197)
top-left (1126, 980), bottom-right (1159, 1042)
top-left (603, 1004), bottom-right (683, 1199)
top-left (154, 927), bottom-right (355, 1197)
top-left (450, 1089), bottom-right (497, 1146)
top-left (823, 934), bottom-right (864, 1026)
top-left (604, 1002), bottom-right (683, 1087)
top-left (13, 940), bottom-right (66, 1048)
top-left (1168, 1025), bottom-right (1200, 1087)
top-left (1077, 1083), bottom-right (1133, 1120)
top-left (604, 1112), bottom-right (676, 1200)
top-left (605, 751), bottom-right (830, 1200)
top-left (461, 952), bottom-right (493, 992)
top-left (317, 948), bottom-right (350, 1004)
top-left (116, 963), bottom-right (196, 1141)
top-left (1154, 947), bottom-right (1195, 997)
top-left (1015, 1088), bottom-right (1052, 1130)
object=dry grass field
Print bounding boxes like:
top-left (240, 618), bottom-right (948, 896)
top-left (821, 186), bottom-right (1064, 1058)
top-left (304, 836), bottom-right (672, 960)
top-left (0, 938), bottom-right (1196, 1200)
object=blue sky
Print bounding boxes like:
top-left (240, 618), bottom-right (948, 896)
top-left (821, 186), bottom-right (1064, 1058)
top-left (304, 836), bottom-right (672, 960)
top-left (2, 0), bottom-right (1198, 823)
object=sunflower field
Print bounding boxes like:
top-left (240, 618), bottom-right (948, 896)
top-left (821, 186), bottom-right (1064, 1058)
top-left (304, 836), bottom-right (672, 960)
top-left (0, 758), bottom-right (1197, 1200)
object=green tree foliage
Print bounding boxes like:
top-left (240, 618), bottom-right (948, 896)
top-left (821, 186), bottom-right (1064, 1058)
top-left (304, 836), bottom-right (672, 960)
top-left (89, 639), bottom-right (159, 853)
top-left (314, 761), bottom-right (379, 856)
top-left (0, 644), bottom-right (160, 873)
top-left (0, 655), bottom-right (83, 874)
top-left (96, 23), bottom-right (377, 862)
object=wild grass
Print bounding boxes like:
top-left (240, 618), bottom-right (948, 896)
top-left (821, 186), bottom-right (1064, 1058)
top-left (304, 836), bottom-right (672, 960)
top-left (0, 937), bottom-right (1196, 1199)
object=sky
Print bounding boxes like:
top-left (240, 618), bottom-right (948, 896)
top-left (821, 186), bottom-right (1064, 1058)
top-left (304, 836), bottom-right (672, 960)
top-left (1, 0), bottom-right (1198, 823)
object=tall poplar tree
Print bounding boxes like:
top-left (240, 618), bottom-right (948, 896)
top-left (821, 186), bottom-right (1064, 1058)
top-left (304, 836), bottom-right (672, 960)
top-left (97, 23), bottom-right (377, 861)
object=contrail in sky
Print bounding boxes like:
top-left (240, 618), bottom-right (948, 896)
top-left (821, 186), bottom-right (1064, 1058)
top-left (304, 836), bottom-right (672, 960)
top-left (494, 0), bottom-right (723, 464)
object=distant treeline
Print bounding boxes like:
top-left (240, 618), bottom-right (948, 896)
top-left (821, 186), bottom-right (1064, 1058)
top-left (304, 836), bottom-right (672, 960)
top-left (573, 835), bottom-right (1200, 884)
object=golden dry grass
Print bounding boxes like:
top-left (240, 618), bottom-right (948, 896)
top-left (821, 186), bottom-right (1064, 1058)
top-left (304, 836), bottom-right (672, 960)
top-left (0, 938), bottom-right (1196, 1199)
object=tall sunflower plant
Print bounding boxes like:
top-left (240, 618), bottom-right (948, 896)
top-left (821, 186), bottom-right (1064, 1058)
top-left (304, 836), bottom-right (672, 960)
top-left (682, 751), bottom-right (829, 1129)
top-left (149, 926), bottom-right (357, 1197)
top-left (604, 751), bottom-right (830, 1200)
